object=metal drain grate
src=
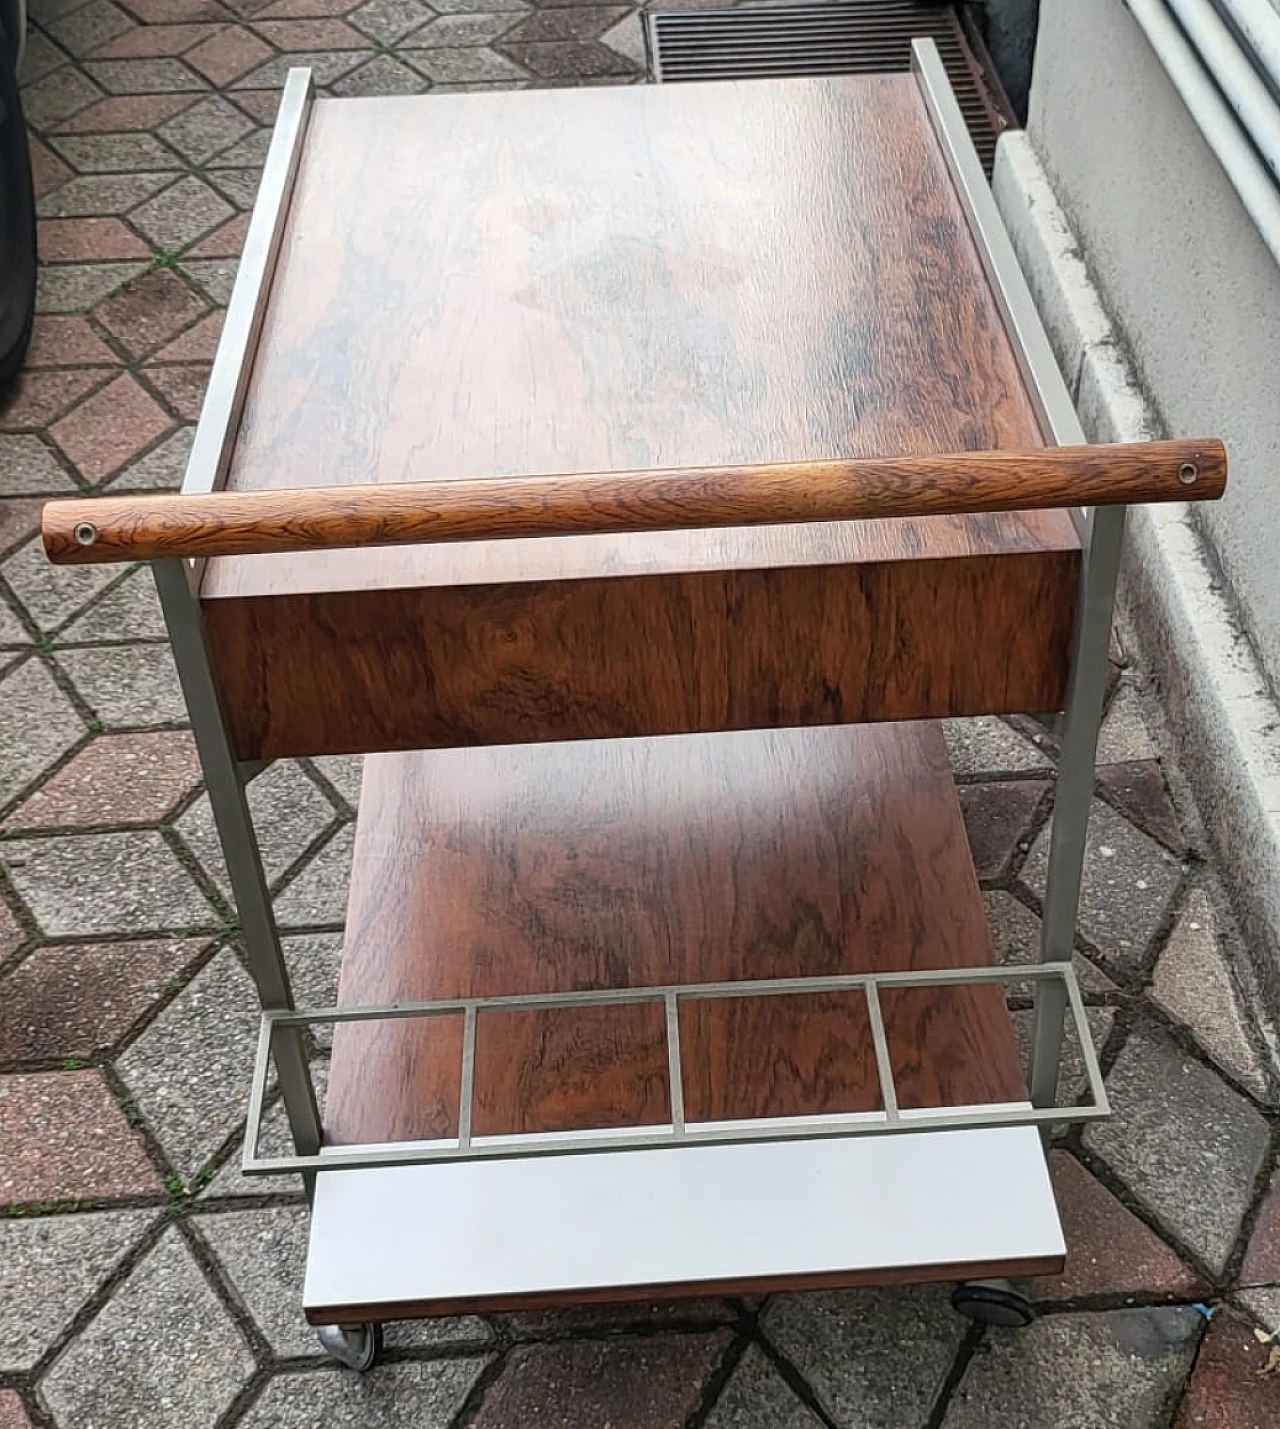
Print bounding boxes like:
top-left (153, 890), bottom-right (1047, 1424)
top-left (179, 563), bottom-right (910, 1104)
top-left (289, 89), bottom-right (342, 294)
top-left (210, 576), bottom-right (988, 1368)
top-left (645, 1), bottom-right (1013, 175)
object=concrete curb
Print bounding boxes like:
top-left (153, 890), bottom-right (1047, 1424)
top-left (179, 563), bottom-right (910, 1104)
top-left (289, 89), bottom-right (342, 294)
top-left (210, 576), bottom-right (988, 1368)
top-left (994, 130), bottom-right (1280, 1011)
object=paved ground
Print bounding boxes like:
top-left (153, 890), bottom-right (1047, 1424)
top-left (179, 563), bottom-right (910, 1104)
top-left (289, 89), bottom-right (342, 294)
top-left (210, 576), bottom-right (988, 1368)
top-left (2, 1), bottom-right (1280, 1425)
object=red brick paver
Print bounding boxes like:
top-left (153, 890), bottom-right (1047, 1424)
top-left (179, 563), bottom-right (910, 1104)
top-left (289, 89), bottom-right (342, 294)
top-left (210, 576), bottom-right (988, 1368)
top-left (0, 939), bottom-right (206, 1061)
top-left (0, 1392), bottom-right (33, 1429)
top-left (471, 1334), bottom-right (732, 1429)
top-left (38, 217), bottom-right (152, 264)
top-left (1177, 1315), bottom-right (1280, 1428)
top-left (0, 1071), bottom-right (162, 1203)
top-left (4, 732), bottom-right (201, 832)
top-left (1033, 1152), bottom-right (1204, 1301)
top-left (185, 27), bottom-right (274, 85)
top-left (96, 270), bottom-right (210, 360)
top-left (1242, 1170), bottom-right (1280, 1287)
top-left (49, 373), bottom-right (173, 482)
top-left (25, 317), bottom-right (121, 369)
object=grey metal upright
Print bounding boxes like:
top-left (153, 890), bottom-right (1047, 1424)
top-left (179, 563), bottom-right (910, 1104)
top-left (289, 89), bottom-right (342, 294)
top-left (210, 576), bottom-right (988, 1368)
top-left (151, 65), bottom-right (325, 1192)
top-left (154, 558), bottom-right (323, 1192)
top-left (914, 38), bottom-right (1127, 1114)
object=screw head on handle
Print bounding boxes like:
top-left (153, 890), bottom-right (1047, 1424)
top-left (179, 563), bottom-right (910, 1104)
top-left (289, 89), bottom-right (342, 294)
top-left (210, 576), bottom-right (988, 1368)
top-left (73, 522), bottom-right (98, 547)
top-left (1178, 462), bottom-right (1199, 485)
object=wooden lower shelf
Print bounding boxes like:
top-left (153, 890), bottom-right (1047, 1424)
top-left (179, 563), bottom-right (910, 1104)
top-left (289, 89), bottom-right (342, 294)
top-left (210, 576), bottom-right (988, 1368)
top-left (326, 720), bottom-right (1025, 1147)
top-left (309, 720), bottom-right (1056, 1316)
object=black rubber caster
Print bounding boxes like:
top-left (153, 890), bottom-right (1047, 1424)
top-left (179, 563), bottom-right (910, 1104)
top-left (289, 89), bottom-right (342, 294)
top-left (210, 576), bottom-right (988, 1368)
top-left (950, 1279), bottom-right (1035, 1328)
top-left (316, 1321), bottom-right (384, 1370)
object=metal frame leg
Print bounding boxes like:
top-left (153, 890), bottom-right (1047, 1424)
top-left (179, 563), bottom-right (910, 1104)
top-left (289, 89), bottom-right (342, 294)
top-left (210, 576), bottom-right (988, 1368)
top-left (154, 558), bottom-right (323, 1195)
top-left (1029, 505), bottom-right (1128, 1109)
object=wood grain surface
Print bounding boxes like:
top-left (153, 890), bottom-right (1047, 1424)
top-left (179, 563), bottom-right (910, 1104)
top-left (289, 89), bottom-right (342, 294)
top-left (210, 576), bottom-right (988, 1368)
top-left (325, 722), bottom-right (1025, 1147)
top-left (307, 1254), bottom-right (1065, 1325)
top-left (42, 440), bottom-right (1224, 564)
top-left (177, 76), bottom-right (1093, 752)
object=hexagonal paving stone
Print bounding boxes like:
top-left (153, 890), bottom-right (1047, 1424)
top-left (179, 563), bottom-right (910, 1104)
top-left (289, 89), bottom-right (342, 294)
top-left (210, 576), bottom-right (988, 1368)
top-left (0, 435), bottom-right (78, 494)
top-left (763, 1287), bottom-right (964, 1428)
top-left (159, 94), bottom-right (256, 164)
top-left (240, 1359), bottom-right (490, 1429)
top-left (1021, 798), bottom-right (1184, 977)
top-left (117, 948), bottom-right (263, 1183)
top-left (349, 0), bottom-right (439, 43)
top-left (2, 536), bottom-right (121, 636)
top-left (107, 425), bottom-right (195, 491)
top-left (1083, 1022), bottom-right (1270, 1275)
top-left (96, 269), bottom-right (210, 359)
top-left (332, 55), bottom-right (430, 96)
top-left (56, 564), bottom-right (169, 642)
top-left (46, 0), bottom-right (137, 60)
top-left (196, 1204), bottom-right (314, 1356)
top-left (281, 931), bottom-right (341, 1047)
top-left (944, 1308), bottom-right (1203, 1427)
top-left (50, 132), bottom-right (183, 175)
top-left (41, 1229), bottom-right (256, 1429)
top-left (0, 1070), bottom-right (162, 1204)
top-left (0, 658), bottom-right (87, 808)
top-left (0, 830), bottom-right (214, 938)
top-left (983, 890), bottom-right (1116, 993)
top-left (131, 175), bottom-right (236, 252)
top-left (50, 373), bottom-right (174, 484)
top-left (3, 729), bottom-right (200, 830)
top-left (272, 824), bottom-right (355, 930)
top-left (82, 57), bottom-right (212, 95)
top-left (38, 172), bottom-right (174, 220)
top-left (406, 45), bottom-right (528, 82)
top-left (185, 28), bottom-right (275, 88)
top-left (201, 1061), bottom-right (328, 1200)
top-left (56, 641), bottom-right (187, 727)
top-left (943, 716), bottom-right (1052, 776)
top-left (471, 1334), bottom-right (730, 1429)
top-left (25, 314), bottom-right (120, 368)
top-left (176, 761), bottom-right (340, 898)
top-left (703, 1344), bottom-right (824, 1429)
top-left (34, 260), bottom-right (150, 314)
top-left (0, 1209), bottom-right (155, 1372)
top-left (0, 938), bottom-right (207, 1060)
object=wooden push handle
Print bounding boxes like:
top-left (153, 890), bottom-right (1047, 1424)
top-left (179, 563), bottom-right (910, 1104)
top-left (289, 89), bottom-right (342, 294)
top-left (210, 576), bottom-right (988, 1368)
top-left (42, 439), bottom-right (1225, 566)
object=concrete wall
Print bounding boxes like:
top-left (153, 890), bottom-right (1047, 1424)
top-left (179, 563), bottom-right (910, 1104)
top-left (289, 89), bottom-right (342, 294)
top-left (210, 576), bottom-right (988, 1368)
top-left (1027, 0), bottom-right (1280, 699)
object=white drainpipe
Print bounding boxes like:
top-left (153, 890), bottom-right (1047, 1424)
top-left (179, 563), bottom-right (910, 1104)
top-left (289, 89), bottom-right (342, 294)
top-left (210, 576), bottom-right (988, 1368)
top-left (1215, 0), bottom-right (1280, 92)
top-left (1124, 0), bottom-right (1280, 267)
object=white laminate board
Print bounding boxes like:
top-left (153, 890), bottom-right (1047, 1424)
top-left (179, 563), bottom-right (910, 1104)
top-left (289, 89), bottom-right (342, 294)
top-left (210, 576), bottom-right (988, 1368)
top-left (304, 1126), bottom-right (1062, 1314)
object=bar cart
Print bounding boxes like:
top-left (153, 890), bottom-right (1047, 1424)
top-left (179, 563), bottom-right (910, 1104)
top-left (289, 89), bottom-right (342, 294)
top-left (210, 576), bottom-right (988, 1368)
top-left (43, 41), bottom-right (1225, 1368)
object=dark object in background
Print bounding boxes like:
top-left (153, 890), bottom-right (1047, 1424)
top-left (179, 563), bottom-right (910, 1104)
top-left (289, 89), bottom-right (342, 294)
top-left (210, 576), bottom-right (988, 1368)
top-left (0, 0), bottom-right (35, 398)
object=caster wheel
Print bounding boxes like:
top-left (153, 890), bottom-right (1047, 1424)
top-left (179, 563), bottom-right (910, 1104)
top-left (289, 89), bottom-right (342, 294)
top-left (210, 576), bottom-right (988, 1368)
top-left (316, 1321), bottom-right (383, 1370)
top-left (950, 1280), bottom-right (1035, 1328)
